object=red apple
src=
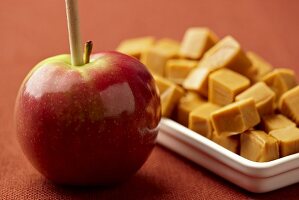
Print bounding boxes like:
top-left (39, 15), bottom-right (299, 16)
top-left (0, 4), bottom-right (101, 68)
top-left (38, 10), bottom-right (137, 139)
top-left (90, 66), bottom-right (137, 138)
top-left (14, 52), bottom-right (161, 185)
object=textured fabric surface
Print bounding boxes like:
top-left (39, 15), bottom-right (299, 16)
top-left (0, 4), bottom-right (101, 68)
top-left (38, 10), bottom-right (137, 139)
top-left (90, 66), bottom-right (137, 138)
top-left (1, 0), bottom-right (299, 199)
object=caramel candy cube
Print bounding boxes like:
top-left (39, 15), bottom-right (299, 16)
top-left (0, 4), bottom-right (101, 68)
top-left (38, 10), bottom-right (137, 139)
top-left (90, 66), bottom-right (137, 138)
top-left (183, 36), bottom-right (251, 96)
top-left (141, 38), bottom-right (180, 76)
top-left (116, 37), bottom-right (155, 59)
top-left (202, 36), bottom-right (252, 75)
top-left (279, 85), bottom-right (299, 125)
top-left (263, 68), bottom-right (297, 100)
top-left (154, 75), bottom-right (184, 117)
top-left (246, 51), bottom-right (273, 82)
top-left (261, 114), bottom-right (296, 132)
top-left (241, 130), bottom-right (279, 162)
top-left (235, 82), bottom-right (275, 116)
top-left (209, 69), bottom-right (250, 106)
top-left (270, 126), bottom-right (299, 157)
top-left (211, 98), bottom-right (260, 136)
top-left (165, 59), bottom-right (198, 84)
top-left (177, 92), bottom-right (206, 127)
top-left (179, 27), bottom-right (218, 59)
top-left (212, 132), bottom-right (240, 154)
top-left (189, 103), bottom-right (221, 138)
top-left (182, 67), bottom-right (210, 96)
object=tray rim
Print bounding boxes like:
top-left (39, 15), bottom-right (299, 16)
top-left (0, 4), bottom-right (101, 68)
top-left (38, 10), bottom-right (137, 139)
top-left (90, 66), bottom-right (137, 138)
top-left (158, 118), bottom-right (299, 178)
top-left (157, 129), bottom-right (299, 193)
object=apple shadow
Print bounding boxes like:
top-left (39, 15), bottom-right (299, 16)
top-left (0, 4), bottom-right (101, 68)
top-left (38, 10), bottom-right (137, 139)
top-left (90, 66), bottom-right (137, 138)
top-left (40, 173), bottom-right (167, 200)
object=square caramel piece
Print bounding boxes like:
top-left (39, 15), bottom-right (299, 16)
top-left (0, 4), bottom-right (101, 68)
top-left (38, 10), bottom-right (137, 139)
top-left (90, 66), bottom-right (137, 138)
top-left (211, 98), bottom-right (260, 136)
top-left (154, 75), bottom-right (184, 117)
top-left (269, 126), bottom-right (299, 157)
top-left (177, 92), bottom-right (206, 127)
top-left (261, 114), bottom-right (295, 132)
top-left (279, 85), bottom-right (299, 125)
top-left (189, 103), bottom-right (221, 139)
top-left (116, 37), bottom-right (155, 59)
top-left (209, 69), bottom-right (250, 106)
top-left (165, 59), bottom-right (198, 84)
top-left (212, 132), bottom-right (240, 154)
top-left (263, 68), bottom-right (297, 101)
top-left (202, 36), bottom-right (252, 76)
top-left (182, 67), bottom-right (210, 96)
top-left (179, 27), bottom-right (218, 59)
top-left (141, 38), bottom-right (180, 76)
top-left (245, 51), bottom-right (273, 82)
top-left (235, 82), bottom-right (276, 116)
top-left (183, 36), bottom-right (251, 96)
top-left (240, 130), bottom-right (279, 162)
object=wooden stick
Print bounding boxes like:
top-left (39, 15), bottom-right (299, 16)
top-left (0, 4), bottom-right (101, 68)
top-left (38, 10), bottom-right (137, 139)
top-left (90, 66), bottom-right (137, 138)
top-left (65, 0), bottom-right (84, 66)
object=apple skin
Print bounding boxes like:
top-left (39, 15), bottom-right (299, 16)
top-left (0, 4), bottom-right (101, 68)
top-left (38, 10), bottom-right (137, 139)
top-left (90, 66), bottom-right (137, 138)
top-left (14, 51), bottom-right (161, 185)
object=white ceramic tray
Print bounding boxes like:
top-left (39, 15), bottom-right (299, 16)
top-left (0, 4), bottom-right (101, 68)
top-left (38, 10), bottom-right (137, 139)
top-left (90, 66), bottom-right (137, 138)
top-left (157, 118), bottom-right (299, 193)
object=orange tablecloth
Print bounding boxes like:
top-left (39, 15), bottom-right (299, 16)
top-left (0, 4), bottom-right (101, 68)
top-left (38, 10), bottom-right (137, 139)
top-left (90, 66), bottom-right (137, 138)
top-left (1, 0), bottom-right (299, 199)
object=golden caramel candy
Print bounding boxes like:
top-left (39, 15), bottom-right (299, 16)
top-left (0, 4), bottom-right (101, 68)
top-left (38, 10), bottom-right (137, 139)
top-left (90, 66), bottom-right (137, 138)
top-left (240, 130), bottom-right (279, 162)
top-left (202, 36), bottom-right (251, 75)
top-left (154, 75), bottom-right (184, 117)
top-left (269, 126), bottom-right (299, 157)
top-left (165, 59), bottom-right (198, 84)
top-left (279, 85), bottom-right (299, 125)
top-left (141, 38), bottom-right (180, 76)
top-left (179, 27), bottom-right (218, 59)
top-left (235, 82), bottom-right (275, 116)
top-left (211, 98), bottom-right (260, 136)
top-left (212, 132), bottom-right (239, 154)
top-left (261, 114), bottom-right (296, 132)
top-left (263, 68), bottom-right (297, 101)
top-left (177, 92), bottom-right (206, 127)
top-left (189, 103), bottom-right (221, 138)
top-left (183, 36), bottom-right (251, 96)
top-left (182, 67), bottom-right (210, 96)
top-left (116, 37), bottom-right (155, 59)
top-left (245, 51), bottom-right (273, 82)
top-left (209, 69), bottom-right (250, 106)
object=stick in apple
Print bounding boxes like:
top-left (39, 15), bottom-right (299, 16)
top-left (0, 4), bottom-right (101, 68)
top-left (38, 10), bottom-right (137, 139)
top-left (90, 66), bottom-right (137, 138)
top-left (65, 0), bottom-right (84, 66)
top-left (15, 0), bottom-right (161, 186)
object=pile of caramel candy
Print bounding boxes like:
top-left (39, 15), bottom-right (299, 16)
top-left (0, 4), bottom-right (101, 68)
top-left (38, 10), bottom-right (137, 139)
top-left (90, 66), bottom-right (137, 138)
top-left (116, 27), bottom-right (299, 162)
